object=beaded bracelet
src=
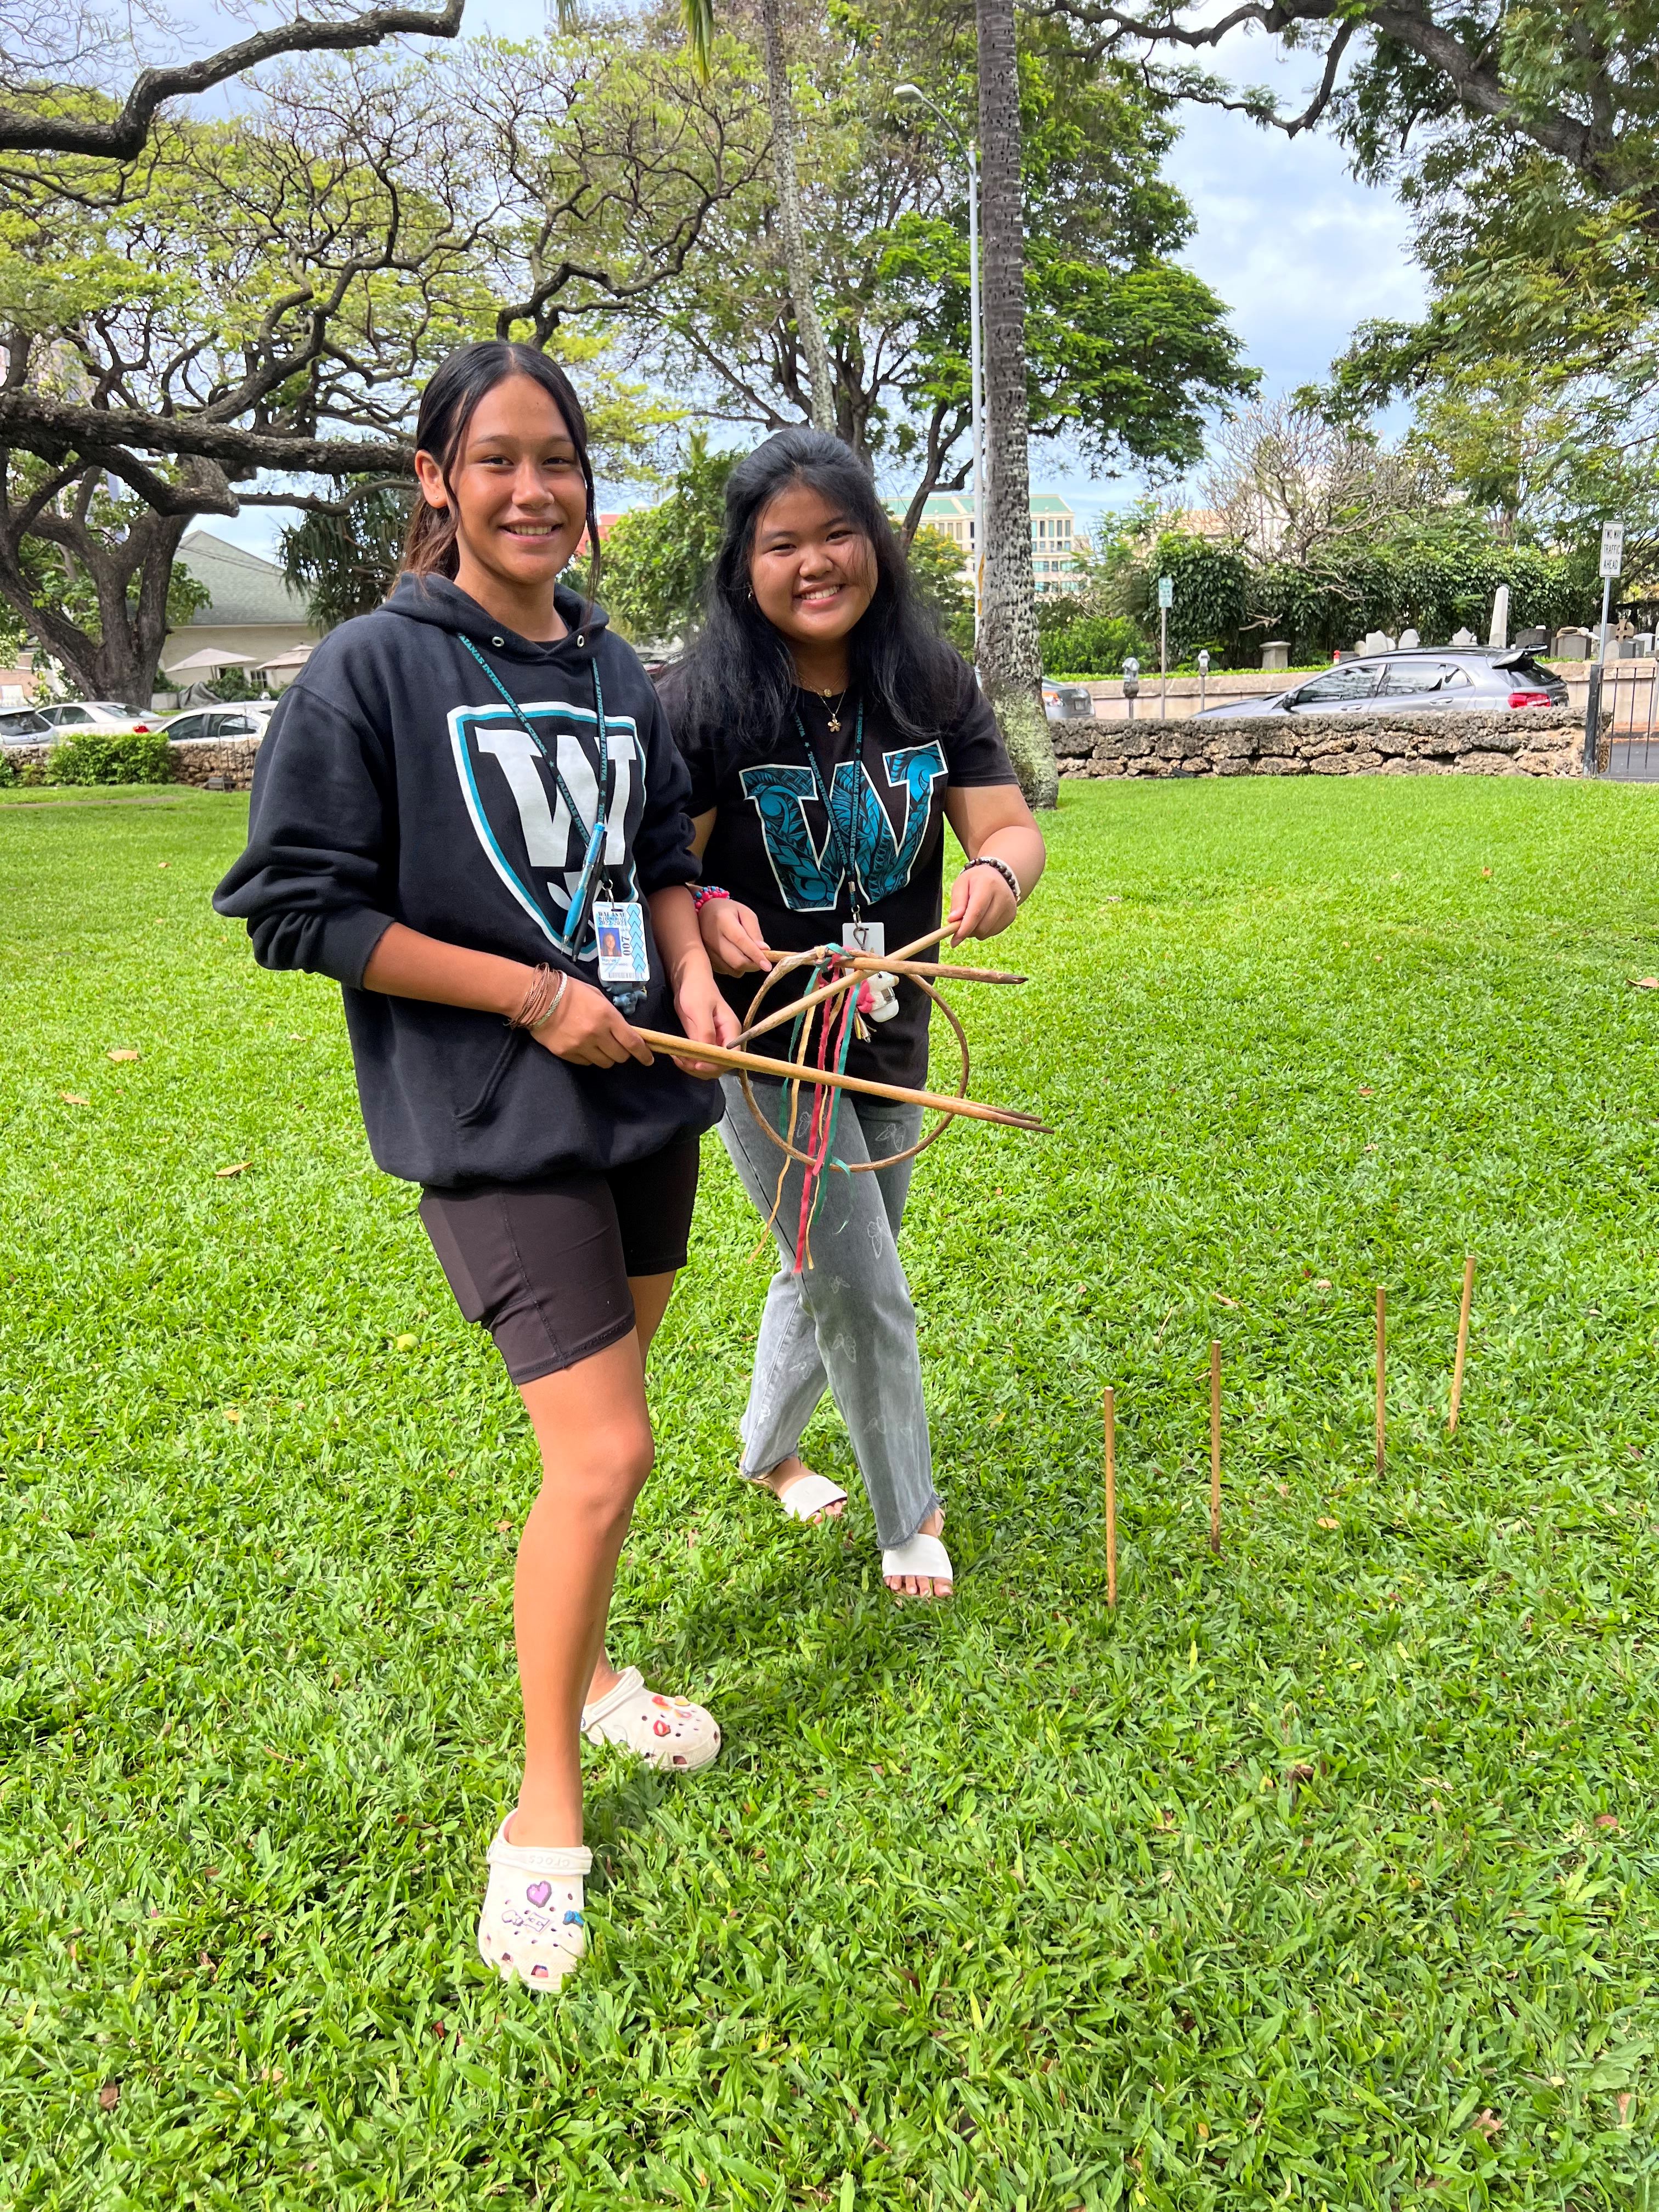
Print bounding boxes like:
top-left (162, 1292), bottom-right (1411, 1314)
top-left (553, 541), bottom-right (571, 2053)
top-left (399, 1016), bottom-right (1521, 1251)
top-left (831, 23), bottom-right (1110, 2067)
top-left (509, 963), bottom-right (569, 1034)
top-left (966, 853), bottom-right (1023, 905)
top-left (691, 884), bottom-right (730, 911)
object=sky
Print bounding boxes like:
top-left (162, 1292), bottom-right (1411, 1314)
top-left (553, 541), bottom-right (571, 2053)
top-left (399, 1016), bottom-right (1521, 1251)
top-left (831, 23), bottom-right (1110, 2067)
top-left (183, 5), bottom-right (1427, 562)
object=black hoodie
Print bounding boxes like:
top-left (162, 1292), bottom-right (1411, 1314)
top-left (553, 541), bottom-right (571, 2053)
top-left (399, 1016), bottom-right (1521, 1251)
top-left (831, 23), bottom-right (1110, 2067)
top-left (213, 575), bottom-right (723, 1187)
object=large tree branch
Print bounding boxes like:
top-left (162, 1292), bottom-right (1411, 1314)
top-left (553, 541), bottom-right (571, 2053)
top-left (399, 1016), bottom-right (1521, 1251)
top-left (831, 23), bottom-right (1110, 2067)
top-left (0, 390), bottom-right (412, 477)
top-left (0, 0), bottom-right (467, 159)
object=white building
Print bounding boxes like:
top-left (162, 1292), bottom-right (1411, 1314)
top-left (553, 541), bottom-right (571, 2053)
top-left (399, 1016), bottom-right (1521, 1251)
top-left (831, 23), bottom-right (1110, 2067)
top-left (161, 532), bottom-right (320, 690)
top-left (895, 492), bottom-right (1079, 597)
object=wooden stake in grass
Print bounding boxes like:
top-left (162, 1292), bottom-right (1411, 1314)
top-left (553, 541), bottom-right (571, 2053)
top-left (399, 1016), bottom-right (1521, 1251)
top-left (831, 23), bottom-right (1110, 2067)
top-left (1209, 1340), bottom-right (1222, 1554)
top-left (1448, 1255), bottom-right (1476, 1434)
top-left (1103, 1386), bottom-right (1117, 1609)
top-left (1375, 1286), bottom-right (1387, 1476)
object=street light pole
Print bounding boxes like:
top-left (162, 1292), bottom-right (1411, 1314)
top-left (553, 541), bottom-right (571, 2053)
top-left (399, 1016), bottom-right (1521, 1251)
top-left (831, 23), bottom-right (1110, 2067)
top-left (896, 84), bottom-right (984, 646)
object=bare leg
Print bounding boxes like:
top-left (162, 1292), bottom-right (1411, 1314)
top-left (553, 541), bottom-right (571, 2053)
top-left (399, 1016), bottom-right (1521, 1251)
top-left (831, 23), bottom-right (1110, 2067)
top-left (507, 1272), bottom-right (675, 1849)
top-left (582, 1272), bottom-right (674, 1709)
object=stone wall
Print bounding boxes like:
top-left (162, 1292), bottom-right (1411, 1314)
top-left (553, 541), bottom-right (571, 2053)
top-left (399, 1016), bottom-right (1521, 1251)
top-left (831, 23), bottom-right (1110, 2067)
top-left (2, 734), bottom-right (263, 789)
top-left (1053, 708), bottom-right (1589, 780)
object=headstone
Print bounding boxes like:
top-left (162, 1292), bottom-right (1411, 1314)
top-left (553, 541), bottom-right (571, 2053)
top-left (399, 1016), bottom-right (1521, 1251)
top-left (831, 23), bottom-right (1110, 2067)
top-left (1449, 628), bottom-right (1476, 647)
top-left (1397, 627), bottom-right (1420, 650)
top-left (1488, 585), bottom-right (1509, 649)
top-left (1514, 626), bottom-right (1549, 652)
top-left (1553, 627), bottom-right (1592, 659)
top-left (1633, 633), bottom-right (1655, 658)
top-left (1261, 640), bottom-right (1290, 672)
top-left (1363, 630), bottom-right (1394, 655)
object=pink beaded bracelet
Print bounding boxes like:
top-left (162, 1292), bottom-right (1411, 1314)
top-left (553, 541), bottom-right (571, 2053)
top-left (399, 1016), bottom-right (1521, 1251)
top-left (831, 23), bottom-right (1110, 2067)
top-left (691, 884), bottom-right (730, 911)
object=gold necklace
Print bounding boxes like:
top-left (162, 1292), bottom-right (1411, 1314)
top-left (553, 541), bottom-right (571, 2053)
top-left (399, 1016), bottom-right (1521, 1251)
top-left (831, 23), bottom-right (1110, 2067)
top-left (820, 685), bottom-right (850, 732)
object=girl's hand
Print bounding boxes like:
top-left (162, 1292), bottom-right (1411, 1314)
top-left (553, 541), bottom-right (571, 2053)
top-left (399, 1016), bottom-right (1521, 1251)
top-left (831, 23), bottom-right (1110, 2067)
top-left (699, 896), bottom-right (774, 976)
top-left (946, 862), bottom-right (1018, 944)
top-left (531, 977), bottom-right (653, 1069)
top-left (670, 966), bottom-right (742, 1077)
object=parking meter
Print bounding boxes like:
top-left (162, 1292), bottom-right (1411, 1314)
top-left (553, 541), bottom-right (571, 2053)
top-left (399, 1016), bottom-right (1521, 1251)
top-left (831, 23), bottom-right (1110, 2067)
top-left (1122, 654), bottom-right (1140, 719)
top-left (1197, 647), bottom-right (1209, 713)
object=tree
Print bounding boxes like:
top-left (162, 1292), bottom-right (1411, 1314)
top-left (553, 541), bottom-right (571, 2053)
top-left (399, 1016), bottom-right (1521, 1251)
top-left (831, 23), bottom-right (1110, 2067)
top-left (679, 0), bottom-right (837, 431)
top-left (279, 484), bottom-right (414, 631)
top-left (905, 523), bottom-right (974, 651)
top-left (975, 0), bottom-right (1051, 806)
top-left (1203, 397), bottom-right (1433, 568)
top-left (598, 432), bottom-right (737, 642)
top-left (0, 0), bottom-right (466, 160)
top-left (0, 31), bottom-right (760, 702)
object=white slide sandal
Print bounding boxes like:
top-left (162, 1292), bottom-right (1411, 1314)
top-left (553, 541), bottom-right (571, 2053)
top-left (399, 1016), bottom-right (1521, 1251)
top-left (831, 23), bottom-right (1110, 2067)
top-left (477, 1820), bottom-right (590, 1991)
top-left (881, 1529), bottom-right (955, 1600)
top-left (773, 1471), bottom-right (849, 1523)
top-left (582, 1666), bottom-right (721, 1771)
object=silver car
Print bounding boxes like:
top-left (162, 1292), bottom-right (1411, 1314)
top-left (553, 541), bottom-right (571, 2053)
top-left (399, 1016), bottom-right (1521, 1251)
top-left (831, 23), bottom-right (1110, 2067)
top-left (1195, 647), bottom-right (1568, 719)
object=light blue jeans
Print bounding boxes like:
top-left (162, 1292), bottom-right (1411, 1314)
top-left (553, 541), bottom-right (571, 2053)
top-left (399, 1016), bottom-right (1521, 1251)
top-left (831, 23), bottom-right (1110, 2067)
top-left (718, 1076), bottom-right (940, 1549)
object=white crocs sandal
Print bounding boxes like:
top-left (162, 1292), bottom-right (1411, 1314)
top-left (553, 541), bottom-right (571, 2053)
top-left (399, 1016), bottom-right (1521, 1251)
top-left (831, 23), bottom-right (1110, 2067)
top-left (477, 1820), bottom-right (590, 1991)
top-left (881, 1529), bottom-right (955, 1601)
top-left (581, 1666), bottom-right (721, 1772)
top-left (771, 1470), bottom-right (849, 1523)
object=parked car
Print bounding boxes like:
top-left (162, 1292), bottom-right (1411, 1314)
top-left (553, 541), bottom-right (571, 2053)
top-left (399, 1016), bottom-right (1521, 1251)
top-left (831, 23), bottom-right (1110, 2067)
top-left (34, 699), bottom-right (172, 734)
top-left (161, 703), bottom-right (279, 744)
top-left (0, 706), bottom-right (51, 739)
top-left (1193, 647), bottom-right (1568, 720)
top-left (1042, 681), bottom-right (1094, 723)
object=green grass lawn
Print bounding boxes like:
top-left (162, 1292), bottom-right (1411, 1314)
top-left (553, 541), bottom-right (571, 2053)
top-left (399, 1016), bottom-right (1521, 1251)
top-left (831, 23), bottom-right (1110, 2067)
top-left (5, 774), bottom-right (1659, 2210)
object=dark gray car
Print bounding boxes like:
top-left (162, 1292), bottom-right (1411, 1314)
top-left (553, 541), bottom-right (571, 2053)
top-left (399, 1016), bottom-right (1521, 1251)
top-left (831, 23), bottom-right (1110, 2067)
top-left (1194, 647), bottom-right (1568, 720)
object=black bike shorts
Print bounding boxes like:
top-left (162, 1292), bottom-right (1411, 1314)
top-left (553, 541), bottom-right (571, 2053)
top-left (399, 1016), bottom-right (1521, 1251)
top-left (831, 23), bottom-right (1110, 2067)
top-left (417, 1133), bottom-right (701, 1385)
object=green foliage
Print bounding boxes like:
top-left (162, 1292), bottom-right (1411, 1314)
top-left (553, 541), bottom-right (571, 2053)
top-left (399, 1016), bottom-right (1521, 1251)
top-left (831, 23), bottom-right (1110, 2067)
top-left (5, 777), bottom-right (1659, 2200)
top-left (1035, 601), bottom-right (1146, 675)
top-left (279, 486), bottom-right (413, 633)
top-left (47, 729), bottom-right (172, 786)
top-left (905, 524), bottom-right (974, 652)
top-left (600, 435), bottom-right (736, 644)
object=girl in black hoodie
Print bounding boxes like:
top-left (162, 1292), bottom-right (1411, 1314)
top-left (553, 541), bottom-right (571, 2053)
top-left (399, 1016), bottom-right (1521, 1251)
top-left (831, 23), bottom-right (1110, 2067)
top-left (216, 343), bottom-right (740, 1991)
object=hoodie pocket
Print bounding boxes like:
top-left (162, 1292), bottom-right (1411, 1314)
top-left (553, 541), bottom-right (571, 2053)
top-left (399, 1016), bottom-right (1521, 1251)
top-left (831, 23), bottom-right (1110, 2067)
top-left (455, 1025), bottom-right (526, 1127)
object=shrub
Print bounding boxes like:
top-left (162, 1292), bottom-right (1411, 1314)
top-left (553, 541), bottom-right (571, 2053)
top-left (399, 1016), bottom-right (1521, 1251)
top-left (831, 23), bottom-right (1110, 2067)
top-left (49, 729), bottom-right (173, 786)
top-left (1040, 612), bottom-right (1147, 674)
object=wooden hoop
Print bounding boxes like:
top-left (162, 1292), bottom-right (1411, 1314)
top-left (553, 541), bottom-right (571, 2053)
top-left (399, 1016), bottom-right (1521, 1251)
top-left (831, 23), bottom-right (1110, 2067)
top-left (735, 957), bottom-right (972, 1174)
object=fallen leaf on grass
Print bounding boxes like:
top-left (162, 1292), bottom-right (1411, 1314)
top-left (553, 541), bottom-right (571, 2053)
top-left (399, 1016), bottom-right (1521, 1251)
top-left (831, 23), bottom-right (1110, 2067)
top-left (1596, 1813), bottom-right (1621, 1831)
top-left (59, 1092), bottom-right (89, 1105)
top-left (1317, 1516), bottom-right (1340, 1530)
top-left (494, 1519), bottom-right (514, 1535)
top-left (108, 1048), bottom-right (140, 1063)
top-left (1631, 978), bottom-right (1659, 990)
top-left (223, 1408), bottom-right (242, 1424)
top-left (1618, 2092), bottom-right (1633, 2125)
top-left (1358, 1085), bottom-right (1374, 1094)
top-left (1473, 2111), bottom-right (1502, 2140)
top-left (1313, 1278), bottom-right (1331, 1289)
top-left (1212, 1292), bottom-right (1239, 1308)
top-left (215, 1160), bottom-right (251, 1177)
top-left (97, 2080), bottom-right (121, 2111)
top-left (392, 1333), bottom-right (417, 1351)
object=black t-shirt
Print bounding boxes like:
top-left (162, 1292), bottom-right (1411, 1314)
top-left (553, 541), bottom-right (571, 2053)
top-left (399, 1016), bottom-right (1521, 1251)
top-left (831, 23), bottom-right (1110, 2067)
top-left (664, 661), bottom-right (1018, 1086)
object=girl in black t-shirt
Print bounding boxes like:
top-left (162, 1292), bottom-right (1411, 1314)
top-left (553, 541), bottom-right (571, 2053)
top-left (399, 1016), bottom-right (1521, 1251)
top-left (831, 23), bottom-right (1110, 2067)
top-left (663, 428), bottom-right (1046, 1601)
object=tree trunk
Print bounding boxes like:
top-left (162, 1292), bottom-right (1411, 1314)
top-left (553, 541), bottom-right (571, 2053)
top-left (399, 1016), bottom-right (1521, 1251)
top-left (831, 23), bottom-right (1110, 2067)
top-left (974, 0), bottom-right (1056, 808)
top-left (758, 0), bottom-right (837, 437)
top-left (0, 481), bottom-right (191, 710)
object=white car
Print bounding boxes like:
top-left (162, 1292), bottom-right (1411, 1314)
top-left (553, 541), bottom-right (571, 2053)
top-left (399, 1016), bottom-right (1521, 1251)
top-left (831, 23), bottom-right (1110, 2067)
top-left (162, 703), bottom-right (278, 744)
top-left (35, 699), bottom-right (172, 735)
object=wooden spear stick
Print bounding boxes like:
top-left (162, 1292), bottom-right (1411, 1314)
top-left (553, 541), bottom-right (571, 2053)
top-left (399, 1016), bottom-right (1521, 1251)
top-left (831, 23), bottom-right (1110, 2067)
top-left (1448, 1255), bottom-right (1476, 1434)
top-left (840, 954), bottom-right (1027, 985)
top-left (736, 925), bottom-right (960, 1046)
top-left (1104, 1386), bottom-right (1117, 1608)
top-left (630, 1028), bottom-right (1052, 1131)
top-left (1375, 1286), bottom-right (1387, 1476)
top-left (1209, 1341), bottom-right (1222, 1554)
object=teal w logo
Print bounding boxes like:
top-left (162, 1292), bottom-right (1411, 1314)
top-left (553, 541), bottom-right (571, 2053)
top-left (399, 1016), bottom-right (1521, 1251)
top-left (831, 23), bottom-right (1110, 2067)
top-left (738, 743), bottom-right (947, 913)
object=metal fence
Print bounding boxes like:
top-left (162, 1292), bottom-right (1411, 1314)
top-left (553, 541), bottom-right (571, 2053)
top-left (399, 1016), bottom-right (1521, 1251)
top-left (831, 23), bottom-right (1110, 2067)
top-left (1587, 659), bottom-right (1659, 780)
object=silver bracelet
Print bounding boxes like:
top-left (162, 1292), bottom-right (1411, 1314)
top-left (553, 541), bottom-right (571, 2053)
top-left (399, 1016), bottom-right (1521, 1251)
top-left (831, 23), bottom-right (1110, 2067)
top-left (966, 853), bottom-right (1022, 904)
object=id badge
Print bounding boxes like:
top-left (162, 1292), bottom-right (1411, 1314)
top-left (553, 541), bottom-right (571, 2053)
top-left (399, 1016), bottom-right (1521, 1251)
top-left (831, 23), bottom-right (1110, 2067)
top-left (593, 900), bottom-right (650, 983)
top-left (842, 919), bottom-right (884, 957)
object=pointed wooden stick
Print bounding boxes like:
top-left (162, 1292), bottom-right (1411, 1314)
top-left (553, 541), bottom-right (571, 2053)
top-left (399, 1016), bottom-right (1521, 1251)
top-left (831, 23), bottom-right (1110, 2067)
top-left (1209, 1340), bottom-right (1222, 1553)
top-left (840, 954), bottom-right (1027, 985)
top-left (1375, 1286), bottom-right (1386, 1475)
top-left (631, 1028), bottom-right (1052, 1131)
top-left (1448, 1255), bottom-right (1476, 1434)
top-left (1104, 1386), bottom-right (1117, 1608)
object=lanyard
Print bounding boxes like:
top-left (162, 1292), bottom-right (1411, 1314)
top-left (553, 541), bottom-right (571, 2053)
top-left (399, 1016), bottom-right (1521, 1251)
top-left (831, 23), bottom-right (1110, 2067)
top-left (458, 632), bottom-right (614, 951)
top-left (794, 698), bottom-right (868, 917)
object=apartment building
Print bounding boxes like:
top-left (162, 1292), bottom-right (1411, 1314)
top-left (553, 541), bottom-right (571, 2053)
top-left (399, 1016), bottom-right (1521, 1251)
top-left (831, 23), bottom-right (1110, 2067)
top-left (894, 491), bottom-right (1079, 597)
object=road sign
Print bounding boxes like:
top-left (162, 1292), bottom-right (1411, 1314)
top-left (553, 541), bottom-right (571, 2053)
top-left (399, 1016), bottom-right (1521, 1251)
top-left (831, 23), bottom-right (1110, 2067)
top-left (1158, 574), bottom-right (1174, 610)
top-left (1601, 521), bottom-right (1625, 579)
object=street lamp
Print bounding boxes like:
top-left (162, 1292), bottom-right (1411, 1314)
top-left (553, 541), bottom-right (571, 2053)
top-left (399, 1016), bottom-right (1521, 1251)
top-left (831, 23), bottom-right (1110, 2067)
top-left (895, 83), bottom-right (983, 646)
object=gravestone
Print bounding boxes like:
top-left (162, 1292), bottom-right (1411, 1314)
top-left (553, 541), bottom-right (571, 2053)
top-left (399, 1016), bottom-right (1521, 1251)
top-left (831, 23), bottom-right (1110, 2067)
top-left (1397, 627), bottom-right (1421, 650)
top-left (1261, 640), bottom-right (1290, 672)
top-left (1363, 630), bottom-right (1395, 654)
top-left (1487, 585), bottom-right (1509, 649)
top-left (1450, 628), bottom-right (1476, 647)
top-left (1553, 628), bottom-right (1591, 659)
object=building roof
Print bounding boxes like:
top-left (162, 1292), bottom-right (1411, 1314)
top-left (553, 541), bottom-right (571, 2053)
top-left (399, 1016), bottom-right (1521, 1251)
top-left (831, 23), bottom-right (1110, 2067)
top-left (887, 490), bottom-right (1074, 526)
top-left (174, 532), bottom-right (313, 628)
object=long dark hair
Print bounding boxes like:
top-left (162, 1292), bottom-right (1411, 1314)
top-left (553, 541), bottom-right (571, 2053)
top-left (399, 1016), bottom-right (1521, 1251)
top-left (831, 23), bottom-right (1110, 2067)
top-left (674, 427), bottom-right (963, 765)
top-left (400, 341), bottom-right (600, 602)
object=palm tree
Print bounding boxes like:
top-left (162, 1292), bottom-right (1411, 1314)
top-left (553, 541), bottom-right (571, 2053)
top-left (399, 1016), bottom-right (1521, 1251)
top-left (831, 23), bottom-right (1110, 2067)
top-left (682, 0), bottom-right (837, 435)
top-left (973, 0), bottom-right (1056, 805)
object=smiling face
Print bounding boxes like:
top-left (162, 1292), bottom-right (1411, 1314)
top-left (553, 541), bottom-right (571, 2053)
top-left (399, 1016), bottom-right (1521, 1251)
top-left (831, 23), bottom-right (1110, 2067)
top-left (747, 481), bottom-right (877, 677)
top-left (413, 373), bottom-right (588, 631)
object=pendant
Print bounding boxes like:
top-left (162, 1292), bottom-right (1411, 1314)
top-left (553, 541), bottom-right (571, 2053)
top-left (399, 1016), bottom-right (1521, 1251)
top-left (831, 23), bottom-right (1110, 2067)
top-left (827, 714), bottom-right (841, 732)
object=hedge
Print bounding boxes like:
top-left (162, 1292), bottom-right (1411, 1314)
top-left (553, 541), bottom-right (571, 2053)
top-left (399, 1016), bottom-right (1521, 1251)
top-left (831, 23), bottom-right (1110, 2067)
top-left (48, 729), bottom-right (173, 786)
